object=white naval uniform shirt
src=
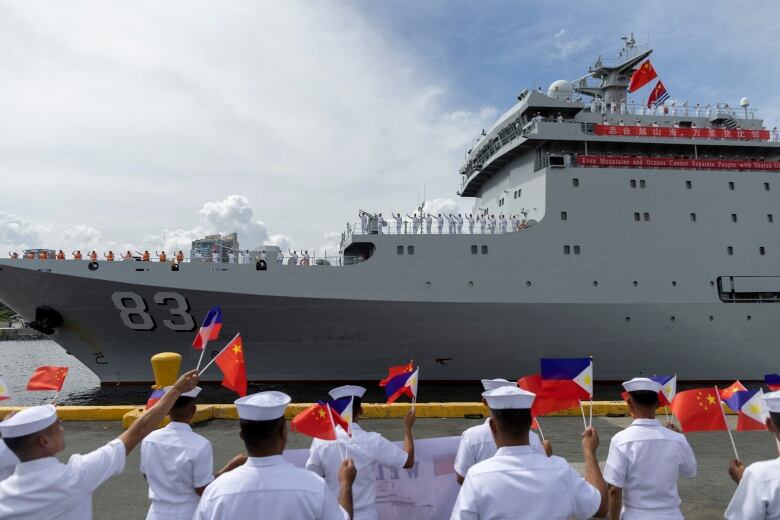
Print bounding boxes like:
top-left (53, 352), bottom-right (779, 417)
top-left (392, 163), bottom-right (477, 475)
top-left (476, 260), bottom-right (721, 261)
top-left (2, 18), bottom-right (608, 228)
top-left (194, 455), bottom-right (346, 520)
top-left (725, 457), bottom-right (780, 520)
top-left (603, 418), bottom-right (697, 520)
top-left (0, 439), bottom-right (19, 481)
top-left (450, 445), bottom-right (601, 520)
top-left (453, 419), bottom-right (544, 478)
top-left (140, 422), bottom-right (214, 520)
top-left (0, 438), bottom-right (126, 520)
top-left (307, 423), bottom-right (408, 520)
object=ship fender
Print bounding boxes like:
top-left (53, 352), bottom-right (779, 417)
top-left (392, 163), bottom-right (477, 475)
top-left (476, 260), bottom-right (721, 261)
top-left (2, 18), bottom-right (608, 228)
top-left (300, 258), bottom-right (309, 266)
top-left (256, 259), bottom-right (267, 271)
top-left (29, 305), bottom-right (64, 335)
top-left (88, 261), bottom-right (99, 271)
top-left (171, 263), bottom-right (180, 272)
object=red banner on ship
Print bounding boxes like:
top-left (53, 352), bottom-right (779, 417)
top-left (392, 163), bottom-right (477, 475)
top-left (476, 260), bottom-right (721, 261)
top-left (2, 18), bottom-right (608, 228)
top-left (576, 155), bottom-right (780, 171)
top-left (594, 124), bottom-right (770, 141)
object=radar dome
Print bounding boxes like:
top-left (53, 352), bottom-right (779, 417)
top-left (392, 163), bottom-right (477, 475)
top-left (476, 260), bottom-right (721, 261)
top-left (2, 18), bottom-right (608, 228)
top-left (548, 80), bottom-right (573, 100)
top-left (739, 97), bottom-right (750, 108)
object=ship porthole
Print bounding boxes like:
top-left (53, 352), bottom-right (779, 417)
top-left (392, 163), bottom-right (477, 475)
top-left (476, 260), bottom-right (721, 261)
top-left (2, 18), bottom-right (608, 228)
top-left (747, 315), bottom-right (752, 321)
top-left (708, 315), bottom-right (714, 321)
top-left (709, 281), bottom-right (715, 287)
top-left (671, 281), bottom-right (677, 287)
top-left (88, 261), bottom-right (99, 271)
top-left (467, 281), bottom-right (474, 287)
top-left (670, 316), bottom-right (676, 322)
top-left (632, 281), bottom-right (638, 287)
top-left (525, 281), bottom-right (531, 287)
top-left (592, 281), bottom-right (598, 287)
top-left (625, 316), bottom-right (630, 322)
top-left (425, 281), bottom-right (431, 288)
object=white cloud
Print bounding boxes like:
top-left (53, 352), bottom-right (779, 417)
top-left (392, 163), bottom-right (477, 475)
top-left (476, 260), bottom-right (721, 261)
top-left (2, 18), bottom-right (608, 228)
top-left (265, 234), bottom-right (291, 253)
top-left (0, 1), bottom-right (494, 253)
top-left (0, 212), bottom-right (46, 252)
top-left (421, 198), bottom-right (464, 217)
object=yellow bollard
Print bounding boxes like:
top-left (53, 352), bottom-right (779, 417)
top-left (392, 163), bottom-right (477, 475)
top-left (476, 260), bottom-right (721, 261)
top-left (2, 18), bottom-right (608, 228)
top-left (150, 352), bottom-right (182, 389)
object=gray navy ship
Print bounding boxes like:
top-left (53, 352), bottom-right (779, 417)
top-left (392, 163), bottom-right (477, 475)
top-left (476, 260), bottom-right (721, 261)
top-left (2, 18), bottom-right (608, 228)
top-left (1, 36), bottom-right (779, 384)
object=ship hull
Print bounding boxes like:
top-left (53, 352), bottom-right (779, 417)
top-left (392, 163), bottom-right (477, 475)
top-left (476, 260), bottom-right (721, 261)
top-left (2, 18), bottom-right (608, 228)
top-left (0, 263), bottom-right (774, 383)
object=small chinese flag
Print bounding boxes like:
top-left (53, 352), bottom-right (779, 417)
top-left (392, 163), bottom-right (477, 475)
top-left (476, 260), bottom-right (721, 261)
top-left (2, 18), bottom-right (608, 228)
top-left (215, 334), bottom-right (247, 397)
top-left (628, 60), bottom-right (658, 92)
top-left (670, 388), bottom-right (728, 433)
top-left (291, 403), bottom-right (349, 441)
top-left (27, 366), bottom-right (69, 391)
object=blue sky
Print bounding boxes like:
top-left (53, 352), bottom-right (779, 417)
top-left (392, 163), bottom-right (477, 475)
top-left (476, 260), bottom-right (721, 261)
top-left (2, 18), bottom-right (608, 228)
top-left (0, 1), bottom-right (777, 255)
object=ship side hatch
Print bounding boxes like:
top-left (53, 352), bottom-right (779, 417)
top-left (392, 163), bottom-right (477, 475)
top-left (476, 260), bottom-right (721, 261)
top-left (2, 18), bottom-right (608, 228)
top-left (343, 242), bottom-right (375, 265)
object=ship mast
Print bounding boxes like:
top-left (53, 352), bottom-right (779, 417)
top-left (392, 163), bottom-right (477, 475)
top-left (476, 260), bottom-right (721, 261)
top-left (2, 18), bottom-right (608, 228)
top-left (573, 33), bottom-right (652, 105)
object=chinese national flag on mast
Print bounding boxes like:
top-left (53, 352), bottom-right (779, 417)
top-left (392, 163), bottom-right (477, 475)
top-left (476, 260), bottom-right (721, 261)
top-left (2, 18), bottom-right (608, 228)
top-left (27, 366), bottom-right (69, 391)
top-left (628, 60), bottom-right (658, 92)
top-left (670, 388), bottom-right (728, 433)
top-left (215, 333), bottom-right (247, 397)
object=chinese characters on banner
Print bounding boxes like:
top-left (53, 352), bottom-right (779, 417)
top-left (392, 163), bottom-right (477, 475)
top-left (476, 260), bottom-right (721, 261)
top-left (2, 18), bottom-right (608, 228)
top-left (576, 155), bottom-right (780, 171)
top-left (594, 124), bottom-right (770, 141)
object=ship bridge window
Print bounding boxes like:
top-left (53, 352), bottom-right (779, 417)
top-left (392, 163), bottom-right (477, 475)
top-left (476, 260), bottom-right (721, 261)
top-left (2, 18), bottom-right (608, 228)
top-left (727, 246), bottom-right (734, 255)
top-left (630, 179), bottom-right (636, 188)
top-left (564, 245), bottom-right (571, 255)
top-left (731, 214), bottom-right (738, 222)
top-left (481, 245), bottom-right (488, 254)
top-left (471, 245), bottom-right (478, 255)
top-left (561, 211), bottom-right (567, 221)
top-left (760, 246), bottom-right (766, 255)
top-left (643, 212), bottom-right (650, 221)
top-left (764, 182), bottom-right (771, 191)
top-left (407, 246), bottom-right (415, 255)
top-left (634, 212), bottom-right (640, 221)
top-left (685, 180), bottom-right (692, 189)
top-left (397, 245), bottom-right (404, 255)
top-left (640, 179), bottom-right (646, 188)
top-left (729, 181), bottom-right (735, 191)
top-left (690, 213), bottom-right (697, 222)
top-left (572, 178), bottom-right (580, 187)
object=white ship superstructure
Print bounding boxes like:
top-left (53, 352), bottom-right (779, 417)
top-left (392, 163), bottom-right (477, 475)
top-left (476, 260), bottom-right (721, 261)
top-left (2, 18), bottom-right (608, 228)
top-left (0, 36), bottom-right (778, 384)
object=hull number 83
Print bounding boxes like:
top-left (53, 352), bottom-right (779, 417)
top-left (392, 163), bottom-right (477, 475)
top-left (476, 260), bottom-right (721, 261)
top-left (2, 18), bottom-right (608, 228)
top-left (111, 291), bottom-right (196, 331)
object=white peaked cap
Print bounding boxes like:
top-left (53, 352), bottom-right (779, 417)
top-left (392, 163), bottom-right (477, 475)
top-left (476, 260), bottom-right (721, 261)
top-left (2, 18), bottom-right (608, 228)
top-left (763, 390), bottom-right (780, 413)
top-left (482, 386), bottom-right (535, 410)
top-left (480, 378), bottom-right (516, 392)
top-left (0, 404), bottom-right (58, 438)
top-left (622, 377), bottom-right (662, 394)
top-left (163, 386), bottom-right (202, 398)
top-left (235, 391), bottom-right (291, 421)
top-left (329, 385), bottom-right (366, 400)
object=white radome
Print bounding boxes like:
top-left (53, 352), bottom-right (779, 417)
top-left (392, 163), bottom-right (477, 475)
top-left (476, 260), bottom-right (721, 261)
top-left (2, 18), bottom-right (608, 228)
top-left (548, 79), bottom-right (573, 100)
top-left (740, 97), bottom-right (750, 108)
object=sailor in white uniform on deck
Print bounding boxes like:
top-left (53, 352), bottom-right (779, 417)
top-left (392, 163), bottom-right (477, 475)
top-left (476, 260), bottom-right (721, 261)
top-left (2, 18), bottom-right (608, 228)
top-left (604, 377), bottom-right (697, 520)
top-left (457, 214), bottom-right (464, 234)
top-left (194, 391), bottom-right (356, 520)
top-left (447, 214), bottom-right (455, 234)
top-left (306, 385), bottom-right (416, 520)
top-left (140, 386), bottom-right (246, 520)
top-left (0, 370), bottom-right (199, 520)
top-left (392, 213), bottom-right (402, 234)
top-left (360, 212), bottom-right (368, 234)
top-left (724, 390), bottom-right (780, 519)
top-left (478, 214), bottom-right (486, 233)
top-left (450, 386), bottom-right (607, 520)
top-left (436, 213), bottom-right (444, 234)
top-left (425, 214), bottom-right (432, 234)
top-left (407, 214), bottom-right (418, 234)
top-left (0, 437), bottom-right (19, 481)
top-left (466, 214), bottom-right (475, 234)
top-left (454, 379), bottom-right (551, 485)
top-left (499, 215), bottom-right (507, 233)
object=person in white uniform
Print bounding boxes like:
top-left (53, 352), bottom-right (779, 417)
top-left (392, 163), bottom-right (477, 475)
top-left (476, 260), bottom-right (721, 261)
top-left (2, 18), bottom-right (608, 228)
top-left (478, 214), bottom-right (486, 233)
top-left (450, 385), bottom-right (607, 519)
top-left (0, 437), bottom-right (19, 481)
top-left (457, 214), bottom-right (464, 234)
top-left (436, 214), bottom-right (444, 234)
top-left (307, 385), bottom-right (416, 520)
top-left (425, 214), bottom-right (432, 234)
top-left (360, 212), bottom-right (368, 234)
top-left (0, 370), bottom-right (199, 520)
top-left (392, 213), bottom-right (403, 234)
top-left (604, 377), bottom-right (697, 520)
top-left (194, 391), bottom-right (356, 520)
top-left (140, 386), bottom-right (247, 520)
top-left (406, 214), bottom-right (418, 235)
top-left (454, 379), bottom-right (551, 485)
top-left (466, 214), bottom-right (475, 234)
top-left (724, 390), bottom-right (780, 519)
